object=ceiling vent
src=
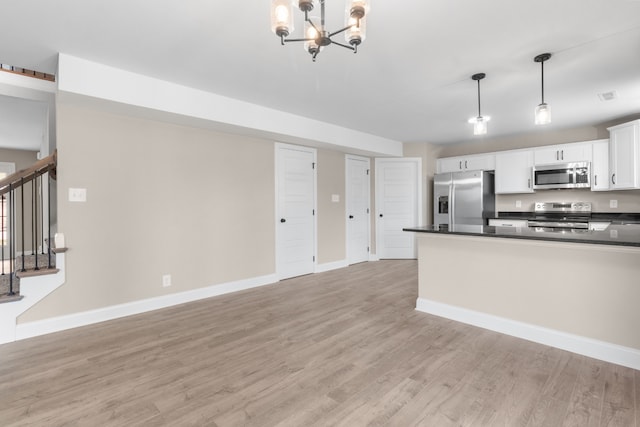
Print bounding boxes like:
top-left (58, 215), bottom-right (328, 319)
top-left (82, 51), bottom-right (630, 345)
top-left (598, 91), bottom-right (618, 102)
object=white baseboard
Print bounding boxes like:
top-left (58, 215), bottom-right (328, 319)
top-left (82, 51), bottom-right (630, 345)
top-left (315, 259), bottom-right (348, 273)
top-left (416, 298), bottom-right (640, 371)
top-left (15, 273), bottom-right (278, 341)
top-left (368, 254), bottom-right (379, 261)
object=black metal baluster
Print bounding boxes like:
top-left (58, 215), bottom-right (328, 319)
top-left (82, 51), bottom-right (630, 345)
top-left (32, 176), bottom-right (39, 271)
top-left (20, 178), bottom-right (25, 272)
top-left (40, 174), bottom-right (44, 255)
top-left (47, 171), bottom-right (52, 269)
top-left (8, 184), bottom-right (14, 295)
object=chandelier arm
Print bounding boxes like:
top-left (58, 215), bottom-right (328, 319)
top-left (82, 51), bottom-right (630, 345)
top-left (329, 25), bottom-right (354, 38)
top-left (307, 17), bottom-right (321, 35)
top-left (330, 40), bottom-right (356, 51)
top-left (320, 0), bottom-right (326, 27)
top-left (282, 37), bottom-right (317, 43)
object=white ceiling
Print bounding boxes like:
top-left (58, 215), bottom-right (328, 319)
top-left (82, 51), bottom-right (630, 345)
top-left (1, 0), bottom-right (640, 146)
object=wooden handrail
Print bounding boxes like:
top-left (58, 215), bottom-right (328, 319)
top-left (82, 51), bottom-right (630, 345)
top-left (0, 150), bottom-right (57, 196)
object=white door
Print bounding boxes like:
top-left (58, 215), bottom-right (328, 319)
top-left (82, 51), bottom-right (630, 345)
top-left (375, 158), bottom-right (422, 259)
top-left (276, 144), bottom-right (316, 280)
top-left (346, 155), bottom-right (370, 265)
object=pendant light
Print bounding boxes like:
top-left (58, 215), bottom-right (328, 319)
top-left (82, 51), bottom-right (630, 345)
top-left (468, 73), bottom-right (490, 135)
top-left (534, 53), bottom-right (552, 125)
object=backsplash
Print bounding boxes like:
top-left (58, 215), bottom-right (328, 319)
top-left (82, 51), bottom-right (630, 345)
top-left (496, 189), bottom-right (640, 213)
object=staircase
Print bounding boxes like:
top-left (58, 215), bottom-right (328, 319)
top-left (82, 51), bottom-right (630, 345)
top-left (0, 152), bottom-right (58, 304)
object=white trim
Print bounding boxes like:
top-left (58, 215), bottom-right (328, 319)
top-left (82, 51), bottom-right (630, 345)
top-left (15, 273), bottom-right (278, 341)
top-left (315, 259), bottom-right (349, 273)
top-left (416, 297), bottom-right (640, 371)
top-left (368, 253), bottom-right (380, 261)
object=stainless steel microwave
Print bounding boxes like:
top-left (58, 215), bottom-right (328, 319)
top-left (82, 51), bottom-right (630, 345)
top-left (532, 162), bottom-right (591, 190)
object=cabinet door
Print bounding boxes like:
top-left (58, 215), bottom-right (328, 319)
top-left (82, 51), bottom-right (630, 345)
top-left (466, 154), bottom-right (495, 171)
top-left (591, 140), bottom-right (610, 191)
top-left (495, 150), bottom-right (534, 194)
top-left (610, 124), bottom-right (639, 189)
top-left (437, 157), bottom-right (463, 173)
top-left (534, 143), bottom-right (591, 165)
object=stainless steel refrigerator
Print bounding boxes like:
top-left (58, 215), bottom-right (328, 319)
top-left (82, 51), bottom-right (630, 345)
top-left (433, 170), bottom-right (495, 227)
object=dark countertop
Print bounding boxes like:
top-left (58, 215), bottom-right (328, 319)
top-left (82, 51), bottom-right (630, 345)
top-left (403, 224), bottom-right (640, 247)
top-left (497, 211), bottom-right (640, 224)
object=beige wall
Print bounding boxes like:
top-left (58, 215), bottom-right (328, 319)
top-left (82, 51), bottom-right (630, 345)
top-left (417, 233), bottom-right (640, 350)
top-left (317, 149), bottom-right (346, 264)
top-left (19, 104), bottom-right (356, 323)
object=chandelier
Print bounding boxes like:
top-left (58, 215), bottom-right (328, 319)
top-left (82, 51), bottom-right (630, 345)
top-left (271, 0), bottom-right (370, 61)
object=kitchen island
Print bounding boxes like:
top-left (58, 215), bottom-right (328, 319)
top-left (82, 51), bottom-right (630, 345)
top-left (403, 224), bottom-right (640, 370)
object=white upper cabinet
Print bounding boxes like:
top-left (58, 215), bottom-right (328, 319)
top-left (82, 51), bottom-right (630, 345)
top-left (609, 120), bottom-right (640, 190)
top-left (591, 139), bottom-right (610, 191)
top-left (533, 141), bottom-right (592, 165)
top-left (495, 150), bottom-right (534, 194)
top-left (437, 153), bottom-right (495, 173)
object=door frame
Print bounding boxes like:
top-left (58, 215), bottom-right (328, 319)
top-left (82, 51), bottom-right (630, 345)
top-left (274, 142), bottom-right (317, 280)
top-left (345, 154), bottom-right (371, 265)
top-left (374, 157), bottom-right (423, 259)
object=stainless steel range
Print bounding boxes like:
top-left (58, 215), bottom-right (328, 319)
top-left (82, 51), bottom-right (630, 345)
top-left (528, 202), bottom-right (592, 230)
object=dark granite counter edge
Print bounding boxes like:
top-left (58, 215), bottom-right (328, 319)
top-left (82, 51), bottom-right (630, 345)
top-left (403, 226), bottom-right (640, 248)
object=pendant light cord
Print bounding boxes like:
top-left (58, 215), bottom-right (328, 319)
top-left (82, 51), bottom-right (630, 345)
top-left (477, 79), bottom-right (482, 117)
top-left (540, 60), bottom-right (545, 104)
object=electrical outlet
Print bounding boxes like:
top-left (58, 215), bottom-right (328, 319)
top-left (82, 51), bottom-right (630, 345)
top-left (515, 200), bottom-right (522, 208)
top-left (610, 199), bottom-right (618, 209)
top-left (162, 274), bottom-right (172, 287)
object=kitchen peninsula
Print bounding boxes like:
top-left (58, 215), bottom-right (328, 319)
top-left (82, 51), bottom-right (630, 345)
top-left (403, 224), bottom-right (640, 370)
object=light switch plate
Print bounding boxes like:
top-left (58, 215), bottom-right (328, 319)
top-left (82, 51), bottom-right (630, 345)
top-left (610, 199), bottom-right (618, 208)
top-left (515, 200), bottom-right (522, 208)
top-left (331, 194), bottom-right (340, 203)
top-left (68, 188), bottom-right (87, 202)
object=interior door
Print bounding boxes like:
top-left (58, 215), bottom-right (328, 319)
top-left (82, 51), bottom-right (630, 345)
top-left (276, 144), bottom-right (316, 280)
top-left (375, 158), bottom-right (422, 259)
top-left (346, 155), bottom-right (370, 265)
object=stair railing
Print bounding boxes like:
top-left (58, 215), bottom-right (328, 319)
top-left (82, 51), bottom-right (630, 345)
top-left (0, 151), bottom-right (57, 298)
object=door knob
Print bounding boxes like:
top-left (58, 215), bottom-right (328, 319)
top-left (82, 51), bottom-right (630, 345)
top-left (379, 214), bottom-right (383, 218)
top-left (280, 218), bottom-right (286, 223)
top-left (349, 215), bottom-right (354, 219)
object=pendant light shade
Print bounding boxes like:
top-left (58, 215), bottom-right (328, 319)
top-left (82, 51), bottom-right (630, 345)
top-left (534, 53), bottom-right (552, 125)
top-left (468, 73), bottom-right (490, 136)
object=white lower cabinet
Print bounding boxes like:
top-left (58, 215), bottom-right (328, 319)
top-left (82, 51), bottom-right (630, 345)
top-left (495, 150), bottom-right (534, 194)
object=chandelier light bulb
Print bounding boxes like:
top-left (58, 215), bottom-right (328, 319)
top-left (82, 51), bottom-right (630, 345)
top-left (271, 0), bottom-right (295, 38)
top-left (535, 103), bottom-right (551, 125)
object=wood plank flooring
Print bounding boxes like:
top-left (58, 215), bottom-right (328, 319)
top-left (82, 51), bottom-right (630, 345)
top-left (0, 260), bottom-right (638, 426)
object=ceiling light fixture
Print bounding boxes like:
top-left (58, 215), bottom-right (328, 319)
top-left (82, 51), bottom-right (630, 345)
top-left (468, 73), bottom-right (490, 136)
top-left (534, 53), bottom-right (552, 125)
top-left (271, 0), bottom-right (370, 62)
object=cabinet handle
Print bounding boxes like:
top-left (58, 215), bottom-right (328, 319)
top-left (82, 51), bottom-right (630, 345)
top-left (561, 150), bottom-right (564, 160)
top-left (595, 175), bottom-right (597, 186)
top-left (459, 161), bottom-right (462, 170)
top-left (556, 151), bottom-right (559, 161)
top-left (465, 160), bottom-right (468, 169)
top-left (612, 174), bottom-right (616, 185)
top-left (528, 178), bottom-right (531, 188)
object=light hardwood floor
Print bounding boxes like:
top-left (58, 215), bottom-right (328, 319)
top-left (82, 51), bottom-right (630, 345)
top-left (0, 260), bottom-right (638, 426)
